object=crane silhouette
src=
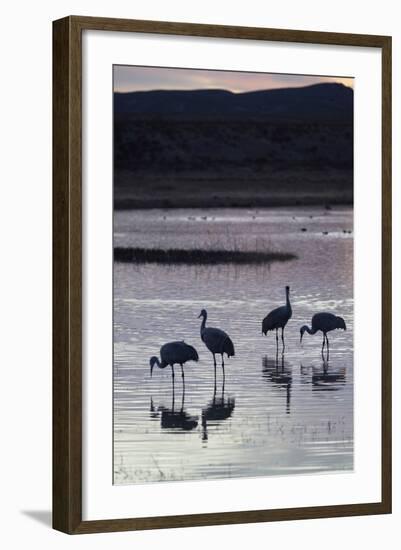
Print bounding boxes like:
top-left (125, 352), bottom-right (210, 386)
top-left (262, 286), bottom-right (292, 351)
top-left (198, 309), bottom-right (235, 378)
top-left (300, 312), bottom-right (346, 359)
top-left (149, 341), bottom-right (199, 384)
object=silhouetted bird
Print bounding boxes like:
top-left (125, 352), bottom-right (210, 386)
top-left (262, 286), bottom-right (292, 351)
top-left (198, 309), bottom-right (235, 375)
top-left (300, 312), bottom-right (346, 357)
top-left (150, 341), bottom-right (199, 382)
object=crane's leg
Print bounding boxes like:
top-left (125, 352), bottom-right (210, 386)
top-left (180, 364), bottom-right (185, 381)
top-left (171, 365), bottom-right (175, 390)
top-left (213, 353), bottom-right (216, 378)
top-left (280, 352), bottom-right (284, 371)
top-left (221, 354), bottom-right (225, 386)
top-left (275, 329), bottom-right (278, 351)
top-left (326, 335), bottom-right (330, 361)
top-left (286, 383), bottom-right (291, 415)
top-left (181, 375), bottom-right (185, 408)
top-left (321, 335), bottom-right (325, 359)
top-left (281, 327), bottom-right (285, 353)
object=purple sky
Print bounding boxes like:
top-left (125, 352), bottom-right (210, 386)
top-left (114, 65), bottom-right (354, 93)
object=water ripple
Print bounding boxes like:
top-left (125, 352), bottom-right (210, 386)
top-left (114, 207), bottom-right (353, 484)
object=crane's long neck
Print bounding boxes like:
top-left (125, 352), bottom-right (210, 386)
top-left (285, 287), bottom-right (291, 311)
top-left (150, 356), bottom-right (164, 378)
top-left (200, 313), bottom-right (207, 334)
top-left (300, 324), bottom-right (317, 343)
top-left (153, 357), bottom-right (167, 369)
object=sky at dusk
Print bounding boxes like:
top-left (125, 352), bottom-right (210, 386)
top-left (114, 65), bottom-right (354, 93)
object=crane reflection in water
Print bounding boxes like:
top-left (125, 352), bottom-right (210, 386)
top-left (150, 382), bottom-right (198, 431)
top-left (201, 378), bottom-right (235, 443)
top-left (300, 360), bottom-right (346, 391)
top-left (262, 352), bottom-right (293, 414)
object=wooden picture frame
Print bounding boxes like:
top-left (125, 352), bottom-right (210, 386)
top-left (53, 15), bottom-right (392, 534)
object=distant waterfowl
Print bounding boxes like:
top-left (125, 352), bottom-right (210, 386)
top-left (149, 341), bottom-right (199, 383)
top-left (198, 309), bottom-right (235, 375)
top-left (262, 286), bottom-right (292, 351)
top-left (300, 312), bottom-right (346, 357)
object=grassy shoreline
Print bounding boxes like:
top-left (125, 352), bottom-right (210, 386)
top-left (114, 194), bottom-right (353, 210)
top-left (114, 172), bottom-right (353, 210)
top-left (114, 247), bottom-right (297, 265)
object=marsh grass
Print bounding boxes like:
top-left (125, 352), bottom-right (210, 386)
top-left (114, 247), bottom-right (296, 264)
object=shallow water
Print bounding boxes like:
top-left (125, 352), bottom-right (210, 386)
top-left (113, 206), bottom-right (353, 484)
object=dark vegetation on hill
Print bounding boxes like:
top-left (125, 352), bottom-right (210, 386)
top-left (113, 83), bottom-right (353, 208)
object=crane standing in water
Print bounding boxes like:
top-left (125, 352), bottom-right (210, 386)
top-left (300, 312), bottom-right (346, 358)
top-left (262, 286), bottom-right (292, 352)
top-left (149, 341), bottom-right (199, 384)
top-left (198, 309), bottom-right (235, 378)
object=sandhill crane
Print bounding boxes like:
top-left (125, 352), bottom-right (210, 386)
top-left (262, 286), bottom-right (292, 351)
top-left (198, 309), bottom-right (235, 377)
top-left (300, 312), bottom-right (346, 358)
top-left (149, 341), bottom-right (199, 384)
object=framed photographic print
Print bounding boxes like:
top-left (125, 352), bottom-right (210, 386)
top-left (53, 16), bottom-right (392, 534)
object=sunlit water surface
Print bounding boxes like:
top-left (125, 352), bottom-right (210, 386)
top-left (114, 207), bottom-right (353, 484)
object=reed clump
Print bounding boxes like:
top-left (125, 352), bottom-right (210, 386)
top-left (114, 247), bottom-right (297, 265)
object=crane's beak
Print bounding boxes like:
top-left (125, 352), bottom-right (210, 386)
top-left (150, 364), bottom-right (154, 378)
top-left (300, 332), bottom-right (303, 345)
top-left (197, 313), bottom-right (202, 319)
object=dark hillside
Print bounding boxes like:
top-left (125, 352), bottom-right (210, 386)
top-left (113, 83), bottom-right (353, 208)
